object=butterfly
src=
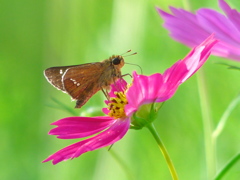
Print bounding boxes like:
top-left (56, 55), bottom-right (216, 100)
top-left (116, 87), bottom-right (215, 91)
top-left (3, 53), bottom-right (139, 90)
top-left (44, 54), bottom-right (127, 108)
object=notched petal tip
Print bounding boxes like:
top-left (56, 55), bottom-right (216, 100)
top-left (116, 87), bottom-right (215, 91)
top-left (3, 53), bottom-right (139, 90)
top-left (43, 119), bottom-right (130, 164)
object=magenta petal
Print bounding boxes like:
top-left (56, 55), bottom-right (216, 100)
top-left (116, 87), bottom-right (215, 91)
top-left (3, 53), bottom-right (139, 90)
top-left (161, 35), bottom-right (217, 100)
top-left (162, 34), bottom-right (217, 90)
top-left (108, 79), bottom-right (127, 97)
top-left (125, 70), bottom-right (181, 115)
top-left (156, 7), bottom-right (209, 47)
top-left (145, 73), bottom-right (165, 99)
top-left (180, 34), bottom-right (218, 82)
top-left (49, 116), bottom-right (115, 139)
top-left (125, 72), bottom-right (166, 115)
top-left (102, 107), bottom-right (110, 115)
top-left (126, 35), bottom-right (217, 112)
top-left (219, 0), bottom-right (240, 32)
top-left (178, 35), bottom-right (216, 82)
top-left (197, 9), bottom-right (240, 46)
top-left (157, 61), bottom-right (187, 102)
top-left (157, 1), bottom-right (240, 61)
top-left (163, 60), bottom-right (187, 88)
top-left (43, 118), bottom-right (130, 164)
top-left (126, 72), bottom-right (145, 110)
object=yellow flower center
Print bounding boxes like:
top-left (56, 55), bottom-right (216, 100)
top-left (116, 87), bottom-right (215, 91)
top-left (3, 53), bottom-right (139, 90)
top-left (108, 92), bottom-right (128, 119)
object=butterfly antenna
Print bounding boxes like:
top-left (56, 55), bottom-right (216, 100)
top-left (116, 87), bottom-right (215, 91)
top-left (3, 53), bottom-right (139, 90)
top-left (121, 49), bottom-right (132, 56)
top-left (123, 52), bottom-right (137, 57)
top-left (125, 62), bottom-right (143, 74)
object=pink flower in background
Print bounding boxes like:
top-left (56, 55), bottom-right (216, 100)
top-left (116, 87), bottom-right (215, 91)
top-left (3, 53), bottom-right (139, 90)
top-left (43, 35), bottom-right (217, 164)
top-left (157, 0), bottom-right (240, 61)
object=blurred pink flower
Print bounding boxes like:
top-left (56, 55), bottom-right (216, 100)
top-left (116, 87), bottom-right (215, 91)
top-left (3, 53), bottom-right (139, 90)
top-left (43, 35), bottom-right (217, 164)
top-left (157, 0), bottom-right (240, 61)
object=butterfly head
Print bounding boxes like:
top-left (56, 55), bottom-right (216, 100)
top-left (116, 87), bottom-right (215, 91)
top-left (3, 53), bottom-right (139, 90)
top-left (110, 55), bottom-right (124, 69)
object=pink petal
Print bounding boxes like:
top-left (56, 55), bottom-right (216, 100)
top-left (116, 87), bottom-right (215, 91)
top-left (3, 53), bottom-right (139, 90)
top-left (219, 0), bottom-right (240, 32)
top-left (180, 34), bottom-right (218, 82)
top-left (102, 107), bottom-right (110, 115)
top-left (163, 60), bottom-right (187, 88)
top-left (156, 7), bottom-right (209, 46)
top-left (125, 72), bottom-right (166, 115)
top-left (102, 79), bottom-right (128, 115)
top-left (162, 34), bottom-right (217, 89)
top-left (156, 1), bottom-right (240, 61)
top-left (125, 35), bottom-right (217, 114)
top-left (125, 73), bottom-right (145, 114)
top-left (103, 79), bottom-right (128, 107)
top-left (49, 116), bottom-right (115, 139)
top-left (108, 79), bottom-right (127, 97)
top-left (197, 9), bottom-right (240, 46)
top-left (125, 72), bottom-right (146, 113)
top-left (43, 118), bottom-right (130, 164)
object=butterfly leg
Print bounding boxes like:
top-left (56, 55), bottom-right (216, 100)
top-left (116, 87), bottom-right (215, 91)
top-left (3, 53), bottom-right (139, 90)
top-left (117, 73), bottom-right (132, 91)
top-left (101, 87), bottom-right (110, 100)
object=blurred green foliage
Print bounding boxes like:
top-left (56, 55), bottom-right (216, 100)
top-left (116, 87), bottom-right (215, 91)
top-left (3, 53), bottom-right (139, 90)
top-left (0, 0), bottom-right (240, 179)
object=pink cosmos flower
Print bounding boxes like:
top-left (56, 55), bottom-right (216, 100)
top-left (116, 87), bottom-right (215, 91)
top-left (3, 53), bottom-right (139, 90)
top-left (157, 0), bottom-right (240, 61)
top-left (43, 35), bottom-right (218, 164)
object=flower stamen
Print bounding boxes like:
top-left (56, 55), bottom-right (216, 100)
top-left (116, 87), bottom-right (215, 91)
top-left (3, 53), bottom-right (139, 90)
top-left (108, 92), bottom-right (128, 119)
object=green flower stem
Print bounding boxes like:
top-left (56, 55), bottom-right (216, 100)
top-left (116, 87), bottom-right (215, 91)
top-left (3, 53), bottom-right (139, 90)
top-left (214, 153), bottom-right (240, 180)
top-left (146, 123), bottom-right (178, 180)
top-left (108, 149), bottom-right (134, 180)
top-left (212, 94), bottom-right (240, 139)
top-left (197, 69), bottom-right (216, 179)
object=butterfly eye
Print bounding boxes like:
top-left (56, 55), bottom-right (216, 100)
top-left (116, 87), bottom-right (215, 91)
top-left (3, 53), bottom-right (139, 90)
top-left (112, 57), bottom-right (121, 65)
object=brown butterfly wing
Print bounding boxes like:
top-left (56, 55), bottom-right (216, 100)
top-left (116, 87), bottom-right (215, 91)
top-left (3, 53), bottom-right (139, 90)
top-left (63, 62), bottom-right (113, 108)
top-left (44, 65), bottom-right (86, 92)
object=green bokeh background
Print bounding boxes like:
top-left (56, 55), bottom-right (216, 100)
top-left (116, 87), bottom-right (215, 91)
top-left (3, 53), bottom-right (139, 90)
top-left (1, 0), bottom-right (240, 179)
